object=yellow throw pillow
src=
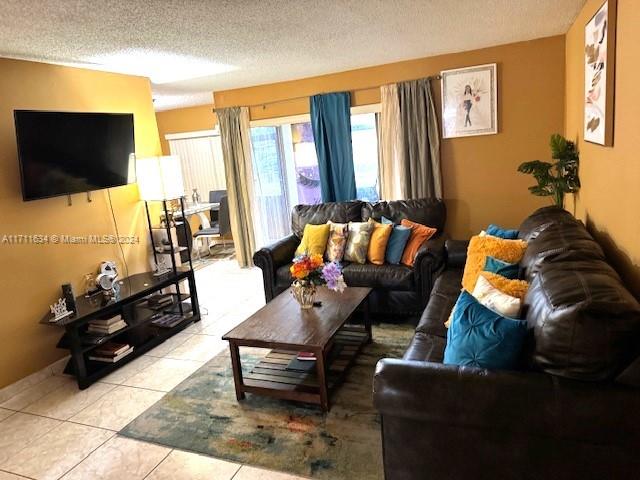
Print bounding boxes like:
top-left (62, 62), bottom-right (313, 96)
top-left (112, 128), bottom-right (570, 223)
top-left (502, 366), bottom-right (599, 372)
top-left (367, 219), bottom-right (393, 265)
top-left (479, 271), bottom-right (529, 301)
top-left (461, 235), bottom-right (528, 293)
top-left (295, 223), bottom-right (330, 257)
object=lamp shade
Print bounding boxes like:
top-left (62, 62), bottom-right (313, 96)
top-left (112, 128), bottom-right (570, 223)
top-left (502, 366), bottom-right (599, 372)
top-left (136, 155), bottom-right (185, 200)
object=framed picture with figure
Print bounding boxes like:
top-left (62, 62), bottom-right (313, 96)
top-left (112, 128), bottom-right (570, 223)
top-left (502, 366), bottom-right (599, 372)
top-left (441, 63), bottom-right (497, 138)
top-left (584, 0), bottom-right (617, 146)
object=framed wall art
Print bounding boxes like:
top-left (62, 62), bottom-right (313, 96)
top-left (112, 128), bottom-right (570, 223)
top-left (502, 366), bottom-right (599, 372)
top-left (584, 0), bottom-right (617, 146)
top-left (441, 63), bottom-right (497, 138)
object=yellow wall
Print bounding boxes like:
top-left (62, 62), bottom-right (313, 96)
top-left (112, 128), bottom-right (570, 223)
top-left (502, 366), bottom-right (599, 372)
top-left (0, 58), bottom-right (161, 388)
top-left (156, 104), bottom-right (216, 155)
top-left (212, 36), bottom-right (565, 238)
top-left (565, 0), bottom-right (640, 296)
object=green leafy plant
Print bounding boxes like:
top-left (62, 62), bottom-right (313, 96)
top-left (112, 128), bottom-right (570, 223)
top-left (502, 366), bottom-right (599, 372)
top-left (517, 134), bottom-right (580, 208)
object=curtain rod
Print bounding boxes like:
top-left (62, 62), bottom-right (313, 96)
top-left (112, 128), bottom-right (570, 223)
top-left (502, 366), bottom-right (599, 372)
top-left (211, 74), bottom-right (442, 113)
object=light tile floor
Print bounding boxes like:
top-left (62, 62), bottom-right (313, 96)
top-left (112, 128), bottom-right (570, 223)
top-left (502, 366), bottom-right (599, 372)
top-left (0, 260), bottom-right (310, 480)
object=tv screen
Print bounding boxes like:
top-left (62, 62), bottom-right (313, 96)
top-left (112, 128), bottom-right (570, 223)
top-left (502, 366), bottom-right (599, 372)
top-left (14, 111), bottom-right (136, 201)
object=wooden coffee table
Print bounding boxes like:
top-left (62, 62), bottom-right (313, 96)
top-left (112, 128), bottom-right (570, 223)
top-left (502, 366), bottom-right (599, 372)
top-left (222, 286), bottom-right (372, 412)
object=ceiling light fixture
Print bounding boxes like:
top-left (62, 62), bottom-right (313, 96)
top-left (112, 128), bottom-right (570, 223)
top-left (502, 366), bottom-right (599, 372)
top-left (72, 49), bottom-right (236, 84)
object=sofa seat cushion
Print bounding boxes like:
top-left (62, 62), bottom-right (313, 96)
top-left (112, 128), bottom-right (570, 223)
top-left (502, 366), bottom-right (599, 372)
top-left (342, 263), bottom-right (414, 290)
top-left (403, 333), bottom-right (446, 362)
top-left (416, 269), bottom-right (463, 338)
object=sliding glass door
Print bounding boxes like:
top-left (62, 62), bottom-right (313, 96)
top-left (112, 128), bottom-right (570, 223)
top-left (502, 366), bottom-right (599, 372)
top-left (250, 126), bottom-right (292, 247)
top-left (249, 108), bottom-right (380, 248)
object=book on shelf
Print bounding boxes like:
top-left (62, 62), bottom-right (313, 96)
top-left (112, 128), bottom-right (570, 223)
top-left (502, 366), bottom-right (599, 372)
top-left (87, 319), bottom-right (127, 335)
top-left (93, 342), bottom-right (131, 357)
top-left (296, 351), bottom-right (317, 361)
top-left (150, 313), bottom-right (184, 328)
top-left (89, 346), bottom-right (133, 363)
top-left (88, 314), bottom-right (122, 327)
top-left (146, 293), bottom-right (175, 308)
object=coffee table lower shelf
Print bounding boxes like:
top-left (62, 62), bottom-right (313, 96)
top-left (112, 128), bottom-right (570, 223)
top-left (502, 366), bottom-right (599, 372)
top-left (235, 326), bottom-right (369, 411)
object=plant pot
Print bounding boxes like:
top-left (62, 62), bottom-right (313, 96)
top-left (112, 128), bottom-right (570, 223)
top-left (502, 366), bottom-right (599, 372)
top-left (291, 280), bottom-right (317, 310)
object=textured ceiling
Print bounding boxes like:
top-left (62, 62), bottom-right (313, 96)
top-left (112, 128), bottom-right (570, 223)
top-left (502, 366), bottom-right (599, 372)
top-left (0, 0), bottom-right (585, 111)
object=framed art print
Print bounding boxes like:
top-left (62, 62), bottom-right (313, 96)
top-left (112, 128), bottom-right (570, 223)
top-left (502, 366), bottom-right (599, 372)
top-left (584, 0), bottom-right (617, 146)
top-left (441, 63), bottom-right (497, 138)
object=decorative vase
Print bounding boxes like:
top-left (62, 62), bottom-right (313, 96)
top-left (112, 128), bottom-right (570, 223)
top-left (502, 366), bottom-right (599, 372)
top-left (291, 280), bottom-right (316, 309)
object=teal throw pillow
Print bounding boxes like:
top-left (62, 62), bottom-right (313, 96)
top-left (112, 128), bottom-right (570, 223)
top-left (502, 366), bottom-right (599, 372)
top-left (486, 224), bottom-right (519, 240)
top-left (444, 291), bottom-right (528, 370)
top-left (484, 256), bottom-right (520, 279)
top-left (381, 216), bottom-right (411, 265)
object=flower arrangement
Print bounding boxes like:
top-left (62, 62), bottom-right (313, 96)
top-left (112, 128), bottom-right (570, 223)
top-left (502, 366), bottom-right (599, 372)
top-left (290, 254), bottom-right (346, 292)
top-left (289, 254), bottom-right (346, 309)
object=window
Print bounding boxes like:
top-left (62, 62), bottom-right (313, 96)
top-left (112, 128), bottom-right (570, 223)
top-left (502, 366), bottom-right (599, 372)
top-left (290, 122), bottom-right (322, 204)
top-left (351, 113), bottom-right (380, 202)
top-left (249, 106), bottom-right (381, 247)
top-left (166, 131), bottom-right (226, 202)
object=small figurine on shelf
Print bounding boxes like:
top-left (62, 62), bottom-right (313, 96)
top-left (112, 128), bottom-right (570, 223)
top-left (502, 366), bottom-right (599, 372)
top-left (191, 188), bottom-right (200, 205)
top-left (49, 298), bottom-right (73, 323)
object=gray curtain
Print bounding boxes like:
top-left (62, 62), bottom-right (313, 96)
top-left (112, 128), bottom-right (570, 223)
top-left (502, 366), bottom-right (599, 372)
top-left (398, 79), bottom-right (442, 199)
top-left (217, 107), bottom-right (256, 267)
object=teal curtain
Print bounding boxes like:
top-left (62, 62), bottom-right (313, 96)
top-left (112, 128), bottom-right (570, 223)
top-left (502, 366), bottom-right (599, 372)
top-left (310, 92), bottom-right (357, 202)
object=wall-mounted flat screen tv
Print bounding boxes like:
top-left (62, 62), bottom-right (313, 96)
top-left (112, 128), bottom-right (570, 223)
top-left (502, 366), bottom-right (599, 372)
top-left (14, 110), bottom-right (136, 201)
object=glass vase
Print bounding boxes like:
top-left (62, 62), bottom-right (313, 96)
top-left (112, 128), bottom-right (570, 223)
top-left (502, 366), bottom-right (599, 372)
top-left (291, 280), bottom-right (316, 310)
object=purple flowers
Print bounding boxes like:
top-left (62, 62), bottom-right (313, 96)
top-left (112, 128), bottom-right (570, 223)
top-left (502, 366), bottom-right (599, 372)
top-left (321, 262), bottom-right (347, 293)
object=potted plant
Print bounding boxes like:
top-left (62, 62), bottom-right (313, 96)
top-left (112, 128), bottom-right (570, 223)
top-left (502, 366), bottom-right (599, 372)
top-left (289, 254), bottom-right (346, 309)
top-left (517, 133), bottom-right (580, 208)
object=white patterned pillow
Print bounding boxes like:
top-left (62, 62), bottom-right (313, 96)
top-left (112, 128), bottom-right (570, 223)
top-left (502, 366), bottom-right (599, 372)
top-left (471, 274), bottom-right (521, 318)
top-left (344, 221), bottom-right (374, 264)
top-left (325, 221), bottom-right (348, 262)
top-left (445, 274), bottom-right (522, 328)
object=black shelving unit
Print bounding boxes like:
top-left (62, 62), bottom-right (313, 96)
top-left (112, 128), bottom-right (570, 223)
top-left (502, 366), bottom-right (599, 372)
top-left (42, 198), bottom-right (201, 389)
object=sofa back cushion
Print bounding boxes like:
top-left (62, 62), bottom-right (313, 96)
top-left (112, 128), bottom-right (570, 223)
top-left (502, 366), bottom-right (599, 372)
top-left (361, 198), bottom-right (446, 232)
top-left (291, 201), bottom-right (362, 238)
top-left (517, 205), bottom-right (578, 242)
top-left (525, 259), bottom-right (640, 381)
top-left (520, 220), bottom-right (606, 283)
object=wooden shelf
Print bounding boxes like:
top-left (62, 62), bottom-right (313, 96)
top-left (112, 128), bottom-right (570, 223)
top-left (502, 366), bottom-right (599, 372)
top-left (243, 327), bottom-right (368, 396)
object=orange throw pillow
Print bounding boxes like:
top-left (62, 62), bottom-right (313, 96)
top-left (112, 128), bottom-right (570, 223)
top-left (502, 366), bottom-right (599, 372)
top-left (400, 219), bottom-right (437, 267)
top-left (367, 219), bottom-right (393, 265)
top-left (461, 235), bottom-right (528, 293)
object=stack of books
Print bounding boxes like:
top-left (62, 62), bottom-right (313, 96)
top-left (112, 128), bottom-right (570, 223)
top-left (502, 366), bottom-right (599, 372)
top-left (89, 342), bottom-right (133, 363)
top-left (87, 314), bottom-right (127, 336)
top-left (146, 294), bottom-right (175, 310)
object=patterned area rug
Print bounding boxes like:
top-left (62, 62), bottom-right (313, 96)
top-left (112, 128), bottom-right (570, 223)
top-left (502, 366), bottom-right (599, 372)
top-left (120, 323), bottom-right (414, 479)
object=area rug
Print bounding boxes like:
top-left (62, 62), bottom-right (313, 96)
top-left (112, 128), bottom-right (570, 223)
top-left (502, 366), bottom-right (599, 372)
top-left (120, 323), bottom-right (414, 479)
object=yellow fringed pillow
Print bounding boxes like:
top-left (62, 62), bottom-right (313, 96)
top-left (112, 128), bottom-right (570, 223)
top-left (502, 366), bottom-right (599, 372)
top-left (479, 271), bottom-right (529, 301)
top-left (461, 235), bottom-right (528, 293)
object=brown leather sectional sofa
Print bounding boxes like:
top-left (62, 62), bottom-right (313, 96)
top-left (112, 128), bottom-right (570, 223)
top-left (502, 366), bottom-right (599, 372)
top-left (374, 206), bottom-right (640, 479)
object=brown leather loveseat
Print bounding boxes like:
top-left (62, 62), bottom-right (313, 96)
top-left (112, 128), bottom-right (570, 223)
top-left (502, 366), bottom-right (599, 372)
top-left (253, 198), bottom-right (448, 316)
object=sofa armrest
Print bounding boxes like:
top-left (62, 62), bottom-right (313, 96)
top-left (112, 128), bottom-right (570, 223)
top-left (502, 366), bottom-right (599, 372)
top-left (413, 233), bottom-right (449, 298)
top-left (373, 358), bottom-right (640, 441)
top-left (444, 239), bottom-right (469, 269)
top-left (253, 234), bottom-right (299, 302)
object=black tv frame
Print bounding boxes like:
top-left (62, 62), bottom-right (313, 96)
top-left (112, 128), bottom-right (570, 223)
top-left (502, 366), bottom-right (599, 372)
top-left (14, 110), bottom-right (136, 202)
